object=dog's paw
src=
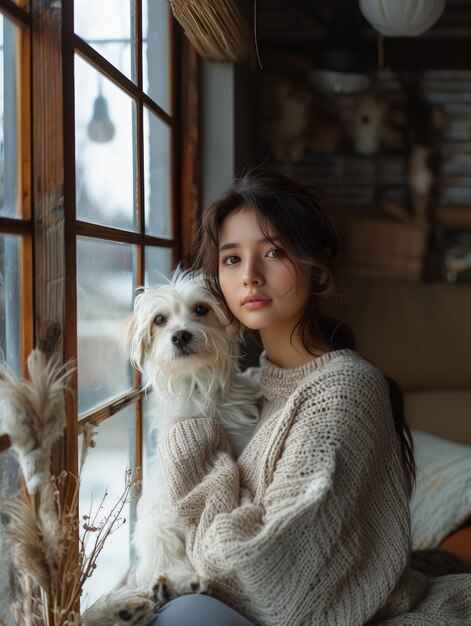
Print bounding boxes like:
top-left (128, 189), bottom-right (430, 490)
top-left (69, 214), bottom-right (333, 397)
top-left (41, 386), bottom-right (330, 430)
top-left (189, 574), bottom-right (212, 595)
top-left (115, 604), bottom-right (151, 625)
top-left (153, 575), bottom-right (173, 605)
top-left (153, 571), bottom-right (212, 601)
top-left (82, 587), bottom-right (157, 625)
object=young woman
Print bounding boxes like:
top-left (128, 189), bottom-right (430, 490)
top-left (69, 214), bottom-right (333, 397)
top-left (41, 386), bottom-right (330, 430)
top-left (146, 168), bottom-right (471, 625)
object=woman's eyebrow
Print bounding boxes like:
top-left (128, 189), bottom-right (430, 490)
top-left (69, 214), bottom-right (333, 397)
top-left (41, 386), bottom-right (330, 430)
top-left (219, 242), bottom-right (239, 252)
top-left (219, 236), bottom-right (281, 252)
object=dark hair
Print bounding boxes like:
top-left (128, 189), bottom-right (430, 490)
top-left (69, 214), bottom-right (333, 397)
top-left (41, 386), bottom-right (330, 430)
top-left (192, 167), bottom-right (416, 495)
top-left (193, 167), bottom-right (339, 355)
top-left (385, 375), bottom-right (416, 496)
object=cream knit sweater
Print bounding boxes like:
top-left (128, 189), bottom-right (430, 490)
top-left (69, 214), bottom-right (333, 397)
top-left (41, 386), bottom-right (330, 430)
top-left (159, 349), bottom-right (471, 625)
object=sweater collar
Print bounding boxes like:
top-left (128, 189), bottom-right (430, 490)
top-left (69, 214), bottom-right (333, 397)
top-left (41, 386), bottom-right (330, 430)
top-left (259, 349), bottom-right (356, 400)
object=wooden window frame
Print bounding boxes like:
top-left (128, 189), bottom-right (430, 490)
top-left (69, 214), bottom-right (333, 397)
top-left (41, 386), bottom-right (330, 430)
top-left (0, 0), bottom-right (33, 453)
top-left (0, 0), bottom-right (199, 501)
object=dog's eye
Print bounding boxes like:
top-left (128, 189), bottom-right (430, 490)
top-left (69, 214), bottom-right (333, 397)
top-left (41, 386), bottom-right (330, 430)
top-left (194, 304), bottom-right (209, 316)
top-left (154, 314), bottom-right (166, 325)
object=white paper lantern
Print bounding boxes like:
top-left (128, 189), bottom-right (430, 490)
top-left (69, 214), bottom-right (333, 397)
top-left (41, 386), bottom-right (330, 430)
top-left (359, 0), bottom-right (446, 37)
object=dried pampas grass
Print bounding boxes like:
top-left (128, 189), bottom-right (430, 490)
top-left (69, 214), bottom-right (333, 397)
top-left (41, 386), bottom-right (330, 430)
top-left (2, 498), bottom-right (51, 592)
top-left (169, 0), bottom-right (253, 63)
top-left (0, 350), bottom-right (73, 495)
top-left (0, 351), bottom-right (140, 625)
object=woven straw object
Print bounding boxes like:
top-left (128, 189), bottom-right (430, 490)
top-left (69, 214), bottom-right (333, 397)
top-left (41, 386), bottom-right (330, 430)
top-left (169, 0), bottom-right (253, 63)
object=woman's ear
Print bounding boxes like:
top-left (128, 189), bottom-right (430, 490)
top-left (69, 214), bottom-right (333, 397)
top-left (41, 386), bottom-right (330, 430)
top-left (319, 269), bottom-right (328, 286)
top-left (307, 265), bottom-right (331, 299)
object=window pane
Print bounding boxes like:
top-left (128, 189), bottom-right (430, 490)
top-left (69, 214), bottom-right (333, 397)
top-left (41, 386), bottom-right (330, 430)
top-left (144, 107), bottom-right (172, 238)
top-left (143, 0), bottom-right (171, 113)
top-left (0, 14), bottom-right (21, 218)
top-left (0, 448), bottom-right (21, 626)
top-left (75, 55), bottom-right (137, 232)
top-left (145, 246), bottom-right (172, 286)
top-left (77, 237), bottom-right (135, 415)
top-left (0, 448), bottom-right (21, 497)
top-left (0, 235), bottom-right (21, 374)
top-left (79, 404), bottom-right (136, 608)
top-left (74, 0), bottom-right (136, 82)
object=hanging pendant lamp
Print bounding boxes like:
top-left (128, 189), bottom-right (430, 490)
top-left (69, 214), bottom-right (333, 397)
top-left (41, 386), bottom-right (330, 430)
top-left (87, 85), bottom-right (115, 143)
top-left (359, 0), bottom-right (446, 37)
top-left (309, 5), bottom-right (371, 94)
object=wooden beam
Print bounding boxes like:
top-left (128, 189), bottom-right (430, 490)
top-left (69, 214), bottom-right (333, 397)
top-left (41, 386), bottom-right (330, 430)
top-left (31, 0), bottom-right (78, 477)
top-left (382, 38), bottom-right (471, 72)
top-left (264, 38), bottom-right (471, 71)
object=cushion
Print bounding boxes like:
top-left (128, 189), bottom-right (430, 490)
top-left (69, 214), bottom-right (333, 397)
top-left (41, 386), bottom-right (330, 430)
top-left (410, 430), bottom-right (471, 549)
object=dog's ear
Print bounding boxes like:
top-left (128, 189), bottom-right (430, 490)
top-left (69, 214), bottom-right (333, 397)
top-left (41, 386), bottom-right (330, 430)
top-left (120, 315), bottom-right (134, 355)
top-left (120, 314), bottom-right (146, 373)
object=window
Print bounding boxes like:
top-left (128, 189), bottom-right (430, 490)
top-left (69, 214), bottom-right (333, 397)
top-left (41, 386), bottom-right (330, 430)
top-left (0, 0), bottom-right (198, 615)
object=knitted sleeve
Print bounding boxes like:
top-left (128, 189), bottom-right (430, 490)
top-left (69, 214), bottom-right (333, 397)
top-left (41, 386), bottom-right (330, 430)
top-left (159, 365), bottom-right (411, 624)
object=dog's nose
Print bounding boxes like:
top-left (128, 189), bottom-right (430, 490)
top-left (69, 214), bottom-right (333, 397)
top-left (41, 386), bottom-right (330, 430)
top-left (171, 330), bottom-right (192, 348)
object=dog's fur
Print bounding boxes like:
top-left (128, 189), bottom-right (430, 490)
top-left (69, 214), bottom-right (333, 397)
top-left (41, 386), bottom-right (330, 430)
top-left (127, 268), bottom-right (260, 596)
top-left (83, 269), bottom-right (260, 624)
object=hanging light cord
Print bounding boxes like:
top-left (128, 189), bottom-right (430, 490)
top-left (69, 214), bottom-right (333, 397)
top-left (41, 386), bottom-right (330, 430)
top-left (254, 0), bottom-right (263, 70)
top-left (377, 34), bottom-right (384, 73)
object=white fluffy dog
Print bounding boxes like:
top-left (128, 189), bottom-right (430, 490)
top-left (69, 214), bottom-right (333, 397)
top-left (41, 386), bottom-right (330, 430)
top-left (127, 268), bottom-right (259, 597)
top-left (83, 268), bottom-right (260, 624)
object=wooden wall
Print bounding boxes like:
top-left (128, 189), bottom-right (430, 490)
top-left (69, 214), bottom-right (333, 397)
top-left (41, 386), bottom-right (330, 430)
top-left (252, 0), bottom-right (471, 282)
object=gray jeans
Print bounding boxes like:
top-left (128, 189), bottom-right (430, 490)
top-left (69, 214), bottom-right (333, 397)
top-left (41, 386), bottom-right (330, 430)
top-left (144, 594), bottom-right (255, 626)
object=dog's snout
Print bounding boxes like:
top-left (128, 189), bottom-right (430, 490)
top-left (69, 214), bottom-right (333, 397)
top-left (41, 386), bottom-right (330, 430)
top-left (171, 330), bottom-right (192, 348)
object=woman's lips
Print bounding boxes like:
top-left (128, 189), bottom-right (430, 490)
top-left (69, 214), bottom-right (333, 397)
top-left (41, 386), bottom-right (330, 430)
top-left (242, 296), bottom-right (271, 310)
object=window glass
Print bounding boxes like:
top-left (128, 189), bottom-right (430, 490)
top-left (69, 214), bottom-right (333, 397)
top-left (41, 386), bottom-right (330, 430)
top-left (0, 235), bottom-right (21, 374)
top-left (0, 448), bottom-right (21, 626)
top-left (74, 0), bottom-right (136, 82)
top-left (0, 14), bottom-right (21, 218)
top-left (143, 0), bottom-right (170, 113)
top-left (145, 246), bottom-right (172, 286)
top-left (79, 404), bottom-right (136, 608)
top-left (144, 107), bottom-right (172, 238)
top-left (0, 447), bottom-right (21, 502)
top-left (77, 237), bottom-right (135, 415)
top-left (75, 55), bottom-right (138, 232)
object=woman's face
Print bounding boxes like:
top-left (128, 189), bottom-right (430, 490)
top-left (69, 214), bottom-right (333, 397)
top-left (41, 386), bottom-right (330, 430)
top-left (218, 209), bottom-right (311, 335)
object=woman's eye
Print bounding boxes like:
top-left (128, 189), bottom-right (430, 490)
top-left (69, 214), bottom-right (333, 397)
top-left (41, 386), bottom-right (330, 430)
top-left (266, 248), bottom-right (284, 258)
top-left (194, 304), bottom-right (209, 316)
top-left (154, 314), bottom-right (166, 325)
top-left (222, 255), bottom-right (239, 266)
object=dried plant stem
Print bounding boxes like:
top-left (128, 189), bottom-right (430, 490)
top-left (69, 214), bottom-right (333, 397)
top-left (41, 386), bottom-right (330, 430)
top-left (1, 352), bottom-right (141, 625)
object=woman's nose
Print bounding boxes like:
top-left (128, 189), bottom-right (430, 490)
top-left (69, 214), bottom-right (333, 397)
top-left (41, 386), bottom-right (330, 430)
top-left (243, 261), bottom-right (264, 286)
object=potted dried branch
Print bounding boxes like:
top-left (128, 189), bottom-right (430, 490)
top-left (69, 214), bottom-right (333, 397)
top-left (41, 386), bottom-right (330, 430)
top-left (0, 351), bottom-right (143, 626)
